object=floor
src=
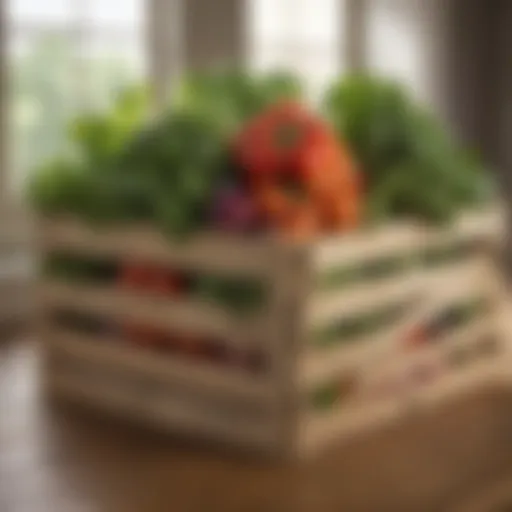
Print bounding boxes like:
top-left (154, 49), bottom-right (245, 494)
top-left (2, 338), bottom-right (512, 512)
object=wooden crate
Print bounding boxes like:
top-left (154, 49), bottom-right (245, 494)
top-left (36, 209), bottom-right (508, 458)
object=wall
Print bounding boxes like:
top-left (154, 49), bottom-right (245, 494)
top-left (495, 1), bottom-right (512, 183)
top-left (366, 0), bottom-right (511, 173)
top-left (183, 0), bottom-right (245, 72)
top-left (441, 1), bottom-right (494, 158)
top-left (147, 0), bottom-right (183, 105)
top-left (142, 0), bottom-right (246, 105)
top-left (442, 0), bottom-right (512, 188)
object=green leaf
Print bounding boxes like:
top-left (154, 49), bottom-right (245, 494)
top-left (323, 74), bottom-right (496, 223)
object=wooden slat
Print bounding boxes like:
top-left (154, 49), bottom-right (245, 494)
top-left (298, 309), bottom-right (503, 455)
top-left (418, 318), bottom-right (495, 365)
top-left (49, 373), bottom-right (277, 450)
top-left (39, 217), bottom-right (281, 278)
top-left (300, 357), bottom-right (502, 457)
top-left (307, 258), bottom-right (486, 329)
top-left (301, 289), bottom-right (495, 390)
top-left (481, 264), bottom-right (512, 379)
top-left (38, 280), bottom-right (265, 346)
top-left (365, 316), bottom-right (494, 379)
top-left (300, 259), bottom-right (491, 389)
top-left (45, 327), bottom-right (272, 402)
top-left (254, 242), bottom-right (315, 458)
top-left (299, 397), bottom-right (404, 457)
top-left (314, 223), bottom-right (421, 271)
top-left (299, 303), bottom-right (431, 389)
top-left (411, 358), bottom-right (502, 407)
top-left (39, 210), bottom-right (504, 278)
top-left (358, 318), bottom-right (496, 399)
top-left (313, 208), bottom-right (505, 271)
top-left (456, 207), bottom-right (507, 241)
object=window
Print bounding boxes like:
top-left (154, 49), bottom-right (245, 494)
top-left (247, 0), bottom-right (344, 98)
top-left (366, 0), bottom-right (434, 106)
top-left (8, 0), bottom-right (146, 189)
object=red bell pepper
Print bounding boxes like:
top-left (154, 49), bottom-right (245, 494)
top-left (234, 101), bottom-right (330, 178)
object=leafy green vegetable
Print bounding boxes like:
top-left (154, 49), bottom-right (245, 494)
top-left (28, 84), bottom-right (150, 220)
top-left (174, 69), bottom-right (303, 136)
top-left (114, 110), bottom-right (227, 236)
top-left (68, 85), bottom-right (150, 169)
top-left (323, 75), bottom-right (496, 223)
top-left (28, 83), bottom-right (229, 237)
top-left (29, 71), bottom-right (495, 236)
top-left (27, 158), bottom-right (93, 215)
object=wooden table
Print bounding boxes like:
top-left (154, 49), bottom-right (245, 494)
top-left (2, 339), bottom-right (512, 512)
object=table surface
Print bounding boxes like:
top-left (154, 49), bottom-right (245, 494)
top-left (2, 338), bottom-right (512, 512)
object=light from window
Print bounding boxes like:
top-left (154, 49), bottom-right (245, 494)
top-left (247, 0), bottom-right (343, 99)
top-left (366, 1), bottom-right (430, 104)
top-left (10, 0), bottom-right (73, 25)
top-left (8, 0), bottom-right (146, 189)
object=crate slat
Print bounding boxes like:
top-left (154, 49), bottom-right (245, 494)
top-left (307, 258), bottom-right (487, 329)
top-left (301, 356), bottom-right (501, 456)
top-left (405, 318), bottom-right (493, 370)
top-left (300, 398), bottom-right (404, 457)
top-left (39, 280), bottom-right (265, 346)
top-left (411, 358), bottom-right (502, 407)
top-left (45, 327), bottom-right (272, 402)
top-left (39, 217), bottom-right (280, 278)
top-left (49, 373), bottom-right (277, 450)
top-left (313, 208), bottom-right (504, 271)
top-left (299, 303), bottom-right (431, 389)
top-left (359, 317), bottom-right (495, 395)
